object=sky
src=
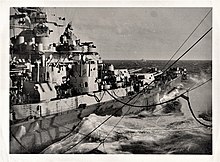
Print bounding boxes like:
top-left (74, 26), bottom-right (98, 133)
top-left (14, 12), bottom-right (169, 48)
top-left (11, 7), bottom-right (212, 60)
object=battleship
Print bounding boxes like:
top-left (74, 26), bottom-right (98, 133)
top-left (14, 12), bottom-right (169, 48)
top-left (9, 7), bottom-right (188, 153)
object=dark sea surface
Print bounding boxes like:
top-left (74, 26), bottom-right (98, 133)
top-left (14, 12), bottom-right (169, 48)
top-left (43, 60), bottom-right (212, 154)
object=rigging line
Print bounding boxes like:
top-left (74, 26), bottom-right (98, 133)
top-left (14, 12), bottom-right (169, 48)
top-left (83, 95), bottom-right (142, 152)
top-left (41, 120), bottom-right (83, 153)
top-left (107, 76), bottom-right (212, 109)
top-left (188, 77), bottom-right (212, 91)
top-left (64, 29), bottom-right (211, 151)
top-left (105, 27), bottom-right (212, 109)
top-left (102, 93), bottom-right (143, 146)
top-left (114, 77), bottom-right (211, 115)
top-left (63, 91), bottom-right (175, 153)
top-left (154, 78), bottom-right (212, 113)
top-left (84, 92), bottom-right (143, 151)
top-left (63, 78), bottom-right (212, 153)
top-left (106, 89), bottom-right (169, 108)
top-left (162, 9), bottom-right (212, 70)
top-left (59, 120), bottom-right (85, 141)
top-left (112, 89), bottom-right (119, 98)
top-left (62, 85), bottom-right (146, 153)
top-left (10, 131), bottom-right (31, 153)
top-left (13, 7), bottom-right (19, 14)
top-left (89, 81), bottom-right (212, 152)
top-left (87, 91), bottom-right (106, 102)
top-left (163, 27), bottom-right (212, 73)
top-left (96, 78), bottom-right (213, 149)
top-left (63, 26), bottom-right (212, 153)
top-left (65, 81), bottom-right (156, 151)
top-left (95, 100), bottom-right (136, 150)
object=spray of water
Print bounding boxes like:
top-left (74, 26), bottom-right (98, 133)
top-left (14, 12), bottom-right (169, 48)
top-left (189, 70), bottom-right (210, 85)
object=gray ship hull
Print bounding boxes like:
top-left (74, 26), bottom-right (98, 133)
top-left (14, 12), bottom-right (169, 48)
top-left (10, 89), bottom-right (158, 153)
top-left (10, 76), bottom-right (182, 154)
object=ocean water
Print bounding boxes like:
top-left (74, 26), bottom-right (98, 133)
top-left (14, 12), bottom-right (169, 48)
top-left (42, 60), bottom-right (212, 154)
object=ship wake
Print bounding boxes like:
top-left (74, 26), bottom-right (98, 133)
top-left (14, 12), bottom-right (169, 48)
top-left (42, 112), bottom-right (211, 154)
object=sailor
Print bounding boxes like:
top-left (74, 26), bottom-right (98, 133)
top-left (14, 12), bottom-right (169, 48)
top-left (32, 86), bottom-right (40, 103)
top-left (63, 22), bottom-right (77, 45)
top-left (60, 77), bottom-right (70, 97)
top-left (64, 22), bottom-right (73, 40)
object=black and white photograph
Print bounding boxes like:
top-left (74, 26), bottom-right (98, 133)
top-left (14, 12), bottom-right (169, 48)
top-left (8, 7), bottom-right (213, 155)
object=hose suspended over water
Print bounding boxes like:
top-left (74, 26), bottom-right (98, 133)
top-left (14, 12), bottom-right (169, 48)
top-left (181, 94), bottom-right (212, 128)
